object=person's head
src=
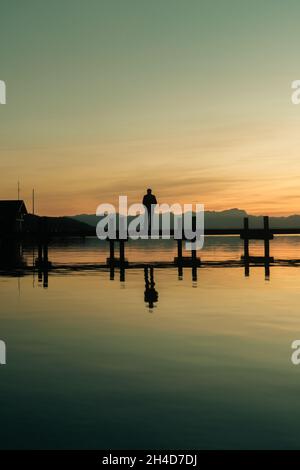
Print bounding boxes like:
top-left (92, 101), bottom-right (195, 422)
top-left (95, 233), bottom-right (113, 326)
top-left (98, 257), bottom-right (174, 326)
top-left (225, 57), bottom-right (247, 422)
top-left (147, 188), bottom-right (152, 194)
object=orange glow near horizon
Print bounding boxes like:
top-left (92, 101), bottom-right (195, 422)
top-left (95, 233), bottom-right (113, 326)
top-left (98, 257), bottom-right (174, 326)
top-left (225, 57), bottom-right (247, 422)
top-left (2, 118), bottom-right (300, 218)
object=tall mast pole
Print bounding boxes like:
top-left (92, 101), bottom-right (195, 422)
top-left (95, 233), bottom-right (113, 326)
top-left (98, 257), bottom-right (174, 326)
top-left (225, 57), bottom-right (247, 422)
top-left (32, 188), bottom-right (35, 215)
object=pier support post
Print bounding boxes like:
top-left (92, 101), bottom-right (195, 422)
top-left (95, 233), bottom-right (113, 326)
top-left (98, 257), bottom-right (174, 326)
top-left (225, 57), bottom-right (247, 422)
top-left (264, 216), bottom-right (270, 259)
top-left (109, 240), bottom-right (115, 265)
top-left (244, 263), bottom-right (250, 277)
top-left (43, 243), bottom-right (48, 265)
top-left (191, 216), bottom-right (200, 267)
top-left (119, 240), bottom-right (125, 265)
top-left (174, 238), bottom-right (200, 267)
top-left (177, 239), bottom-right (183, 264)
top-left (243, 217), bottom-right (249, 261)
top-left (191, 247), bottom-right (197, 264)
top-left (38, 243), bottom-right (43, 264)
top-left (107, 238), bottom-right (128, 267)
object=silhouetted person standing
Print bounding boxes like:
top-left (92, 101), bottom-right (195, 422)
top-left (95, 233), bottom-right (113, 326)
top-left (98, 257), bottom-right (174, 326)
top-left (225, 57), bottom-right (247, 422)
top-left (142, 188), bottom-right (157, 231)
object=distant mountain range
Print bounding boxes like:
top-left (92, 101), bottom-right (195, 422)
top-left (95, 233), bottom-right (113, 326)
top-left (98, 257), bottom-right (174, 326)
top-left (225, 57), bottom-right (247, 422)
top-left (69, 209), bottom-right (300, 229)
top-left (24, 214), bottom-right (94, 233)
top-left (22, 209), bottom-right (300, 234)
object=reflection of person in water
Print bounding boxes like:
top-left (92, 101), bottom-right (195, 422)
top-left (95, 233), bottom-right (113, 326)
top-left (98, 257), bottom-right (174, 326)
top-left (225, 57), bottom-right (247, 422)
top-left (142, 188), bottom-right (157, 231)
top-left (144, 266), bottom-right (158, 311)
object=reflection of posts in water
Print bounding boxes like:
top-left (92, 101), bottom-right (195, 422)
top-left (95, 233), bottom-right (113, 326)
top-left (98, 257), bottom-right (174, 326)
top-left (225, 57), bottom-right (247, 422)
top-left (243, 258), bottom-right (271, 279)
top-left (108, 265), bottom-right (125, 282)
top-left (177, 264), bottom-right (198, 281)
top-left (36, 221), bottom-right (50, 288)
top-left (110, 266), bottom-right (115, 280)
top-left (36, 217), bottom-right (52, 271)
top-left (36, 248), bottom-right (49, 287)
top-left (36, 241), bottom-right (50, 288)
top-left (178, 265), bottom-right (183, 280)
top-left (264, 259), bottom-right (270, 280)
top-left (37, 264), bottom-right (49, 288)
top-left (36, 239), bottom-right (52, 270)
top-left (43, 268), bottom-right (48, 288)
top-left (144, 266), bottom-right (158, 310)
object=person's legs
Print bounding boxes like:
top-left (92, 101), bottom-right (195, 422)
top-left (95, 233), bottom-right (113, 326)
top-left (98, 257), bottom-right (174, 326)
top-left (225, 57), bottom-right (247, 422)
top-left (147, 207), bottom-right (151, 234)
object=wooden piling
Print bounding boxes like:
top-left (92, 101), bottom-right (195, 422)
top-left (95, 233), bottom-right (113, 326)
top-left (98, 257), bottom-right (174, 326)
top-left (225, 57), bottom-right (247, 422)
top-left (119, 240), bottom-right (125, 265)
top-left (243, 217), bottom-right (249, 261)
top-left (244, 264), bottom-right (250, 277)
top-left (264, 216), bottom-right (270, 259)
top-left (109, 240), bottom-right (115, 265)
top-left (178, 265), bottom-right (183, 280)
top-left (191, 248), bottom-right (197, 264)
top-left (177, 239), bottom-right (183, 263)
top-left (38, 244), bottom-right (43, 264)
top-left (43, 243), bottom-right (48, 264)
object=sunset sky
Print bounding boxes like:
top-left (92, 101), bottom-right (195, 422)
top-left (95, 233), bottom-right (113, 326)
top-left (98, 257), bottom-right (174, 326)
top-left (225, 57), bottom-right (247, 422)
top-left (1, 0), bottom-right (300, 216)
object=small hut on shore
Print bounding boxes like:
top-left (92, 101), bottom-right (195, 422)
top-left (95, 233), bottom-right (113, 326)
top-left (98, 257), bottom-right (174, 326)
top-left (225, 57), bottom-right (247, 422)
top-left (0, 200), bottom-right (28, 235)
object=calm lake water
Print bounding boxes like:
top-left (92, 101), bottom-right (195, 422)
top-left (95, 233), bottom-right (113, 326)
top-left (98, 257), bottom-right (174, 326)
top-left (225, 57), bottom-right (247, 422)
top-left (19, 234), bottom-right (300, 265)
top-left (1, 237), bottom-right (300, 449)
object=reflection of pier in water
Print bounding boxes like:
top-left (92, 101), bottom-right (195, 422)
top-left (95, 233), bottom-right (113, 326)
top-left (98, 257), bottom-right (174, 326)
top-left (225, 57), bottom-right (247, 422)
top-left (0, 240), bottom-right (51, 287)
top-left (0, 257), bottom-right (274, 313)
top-left (0, 246), bottom-right (293, 312)
top-left (107, 258), bottom-right (271, 310)
top-left (144, 267), bottom-right (158, 311)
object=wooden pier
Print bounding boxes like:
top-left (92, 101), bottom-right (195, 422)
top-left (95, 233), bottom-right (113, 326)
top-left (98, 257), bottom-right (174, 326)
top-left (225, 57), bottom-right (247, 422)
top-left (8, 215), bottom-right (300, 276)
top-left (104, 216), bottom-right (278, 269)
top-left (240, 216), bottom-right (274, 263)
top-left (4, 214), bottom-right (300, 289)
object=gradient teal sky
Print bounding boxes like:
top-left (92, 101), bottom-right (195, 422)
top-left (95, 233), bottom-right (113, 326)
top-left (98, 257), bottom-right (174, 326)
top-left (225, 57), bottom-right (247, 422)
top-left (1, 0), bottom-right (300, 215)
